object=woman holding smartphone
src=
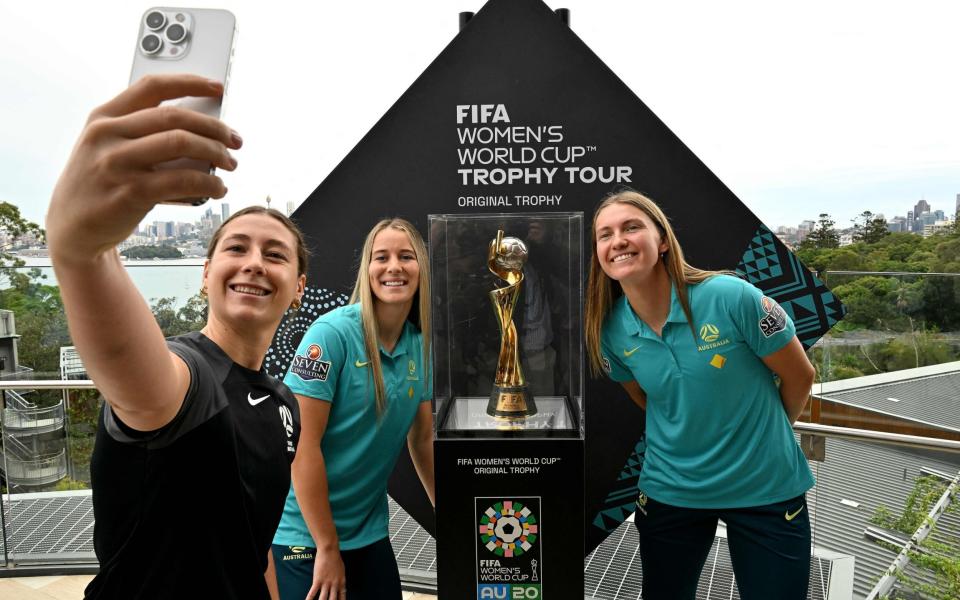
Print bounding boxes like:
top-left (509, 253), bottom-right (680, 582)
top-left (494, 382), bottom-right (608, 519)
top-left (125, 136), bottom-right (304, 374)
top-left (584, 190), bottom-right (816, 600)
top-left (46, 74), bottom-right (306, 599)
top-left (271, 218), bottom-right (435, 600)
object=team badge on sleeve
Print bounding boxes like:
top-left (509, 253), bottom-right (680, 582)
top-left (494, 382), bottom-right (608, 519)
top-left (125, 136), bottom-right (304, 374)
top-left (759, 296), bottom-right (788, 338)
top-left (289, 344), bottom-right (332, 382)
top-left (601, 355), bottom-right (612, 374)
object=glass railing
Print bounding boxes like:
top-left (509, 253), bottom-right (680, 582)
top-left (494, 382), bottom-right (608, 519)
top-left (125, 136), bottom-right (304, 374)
top-left (0, 267), bottom-right (957, 599)
top-left (799, 271), bottom-right (960, 600)
top-left (0, 377), bottom-right (98, 566)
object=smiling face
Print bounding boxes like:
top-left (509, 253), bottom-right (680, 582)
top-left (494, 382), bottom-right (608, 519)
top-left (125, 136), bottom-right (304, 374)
top-left (202, 213), bottom-right (306, 331)
top-left (368, 226), bottom-right (420, 310)
top-left (594, 201), bottom-right (668, 284)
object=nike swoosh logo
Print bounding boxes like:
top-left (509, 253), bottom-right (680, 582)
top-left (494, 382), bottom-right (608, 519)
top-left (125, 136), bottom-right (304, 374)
top-left (247, 393), bottom-right (270, 406)
top-left (785, 505), bottom-right (805, 521)
top-left (355, 360), bottom-right (370, 367)
top-left (623, 346), bottom-right (641, 357)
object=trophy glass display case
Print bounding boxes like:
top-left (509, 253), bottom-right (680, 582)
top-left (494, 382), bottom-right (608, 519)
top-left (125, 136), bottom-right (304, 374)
top-left (429, 212), bottom-right (584, 439)
top-left (431, 213), bottom-right (585, 599)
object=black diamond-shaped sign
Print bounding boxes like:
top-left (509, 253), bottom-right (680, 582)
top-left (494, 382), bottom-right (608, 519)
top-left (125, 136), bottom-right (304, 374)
top-left (269, 0), bottom-right (843, 554)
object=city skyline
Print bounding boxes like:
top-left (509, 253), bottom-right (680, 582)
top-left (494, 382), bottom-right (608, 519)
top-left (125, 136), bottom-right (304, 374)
top-left (1, 2), bottom-right (958, 232)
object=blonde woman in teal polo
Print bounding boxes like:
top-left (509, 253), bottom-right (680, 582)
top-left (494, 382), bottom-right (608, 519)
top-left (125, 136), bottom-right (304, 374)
top-left (270, 219), bottom-right (434, 600)
top-left (585, 191), bottom-right (816, 600)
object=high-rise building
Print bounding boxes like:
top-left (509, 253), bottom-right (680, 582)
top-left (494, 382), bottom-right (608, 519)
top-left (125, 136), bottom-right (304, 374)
top-left (914, 199), bottom-right (931, 218)
top-left (286, 201), bottom-right (296, 216)
top-left (955, 193), bottom-right (959, 216)
top-left (221, 202), bottom-right (230, 222)
top-left (888, 216), bottom-right (906, 233)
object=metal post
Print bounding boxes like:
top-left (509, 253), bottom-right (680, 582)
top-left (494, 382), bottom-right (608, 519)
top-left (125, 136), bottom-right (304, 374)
top-left (555, 8), bottom-right (570, 26)
top-left (0, 390), bottom-right (8, 567)
top-left (458, 12), bottom-right (474, 31)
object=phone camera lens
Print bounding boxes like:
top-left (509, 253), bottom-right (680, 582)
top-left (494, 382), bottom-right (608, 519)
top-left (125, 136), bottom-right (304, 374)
top-left (140, 34), bottom-right (162, 55)
top-left (165, 23), bottom-right (187, 44)
top-left (145, 11), bottom-right (166, 31)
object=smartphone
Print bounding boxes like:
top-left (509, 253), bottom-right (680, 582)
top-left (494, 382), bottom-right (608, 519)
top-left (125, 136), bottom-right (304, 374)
top-left (130, 7), bottom-right (237, 205)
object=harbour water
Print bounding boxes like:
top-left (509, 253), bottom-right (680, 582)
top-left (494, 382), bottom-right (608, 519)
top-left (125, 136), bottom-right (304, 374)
top-left (3, 256), bottom-right (204, 307)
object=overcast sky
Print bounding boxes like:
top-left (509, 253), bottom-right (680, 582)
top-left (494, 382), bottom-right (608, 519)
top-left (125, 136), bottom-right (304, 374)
top-left (2, 0), bottom-right (957, 232)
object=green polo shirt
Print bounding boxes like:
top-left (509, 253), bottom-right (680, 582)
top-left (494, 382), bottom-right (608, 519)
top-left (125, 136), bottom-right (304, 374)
top-left (274, 303), bottom-right (431, 550)
top-left (601, 274), bottom-right (814, 509)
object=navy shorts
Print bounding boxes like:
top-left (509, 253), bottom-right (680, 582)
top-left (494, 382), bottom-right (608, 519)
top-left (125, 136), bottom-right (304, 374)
top-left (633, 493), bottom-right (810, 600)
top-left (271, 537), bottom-right (401, 600)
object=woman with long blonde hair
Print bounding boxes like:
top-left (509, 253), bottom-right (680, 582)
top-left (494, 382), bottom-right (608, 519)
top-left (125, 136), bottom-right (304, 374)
top-left (585, 190), bottom-right (816, 600)
top-left (271, 218), bottom-right (434, 600)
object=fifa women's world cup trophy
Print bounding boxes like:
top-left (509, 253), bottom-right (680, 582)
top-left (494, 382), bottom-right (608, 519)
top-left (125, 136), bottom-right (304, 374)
top-left (486, 229), bottom-right (538, 419)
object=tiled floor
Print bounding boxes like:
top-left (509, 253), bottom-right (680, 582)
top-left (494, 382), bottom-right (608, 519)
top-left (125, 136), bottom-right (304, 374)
top-left (0, 576), bottom-right (437, 599)
top-left (0, 576), bottom-right (92, 600)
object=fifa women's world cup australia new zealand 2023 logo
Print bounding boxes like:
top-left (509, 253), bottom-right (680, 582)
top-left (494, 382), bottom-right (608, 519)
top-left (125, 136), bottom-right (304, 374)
top-left (476, 497), bottom-right (543, 599)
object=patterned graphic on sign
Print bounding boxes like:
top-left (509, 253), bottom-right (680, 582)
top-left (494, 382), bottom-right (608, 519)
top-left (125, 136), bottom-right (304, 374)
top-left (735, 225), bottom-right (845, 349)
top-left (266, 287), bottom-right (350, 379)
top-left (591, 435), bottom-right (646, 533)
top-left (476, 497), bottom-right (542, 598)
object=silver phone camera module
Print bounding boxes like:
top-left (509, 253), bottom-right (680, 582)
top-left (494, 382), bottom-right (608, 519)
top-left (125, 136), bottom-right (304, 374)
top-left (139, 9), bottom-right (193, 58)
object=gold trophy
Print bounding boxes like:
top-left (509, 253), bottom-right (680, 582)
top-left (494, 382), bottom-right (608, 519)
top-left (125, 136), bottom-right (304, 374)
top-left (486, 230), bottom-right (537, 419)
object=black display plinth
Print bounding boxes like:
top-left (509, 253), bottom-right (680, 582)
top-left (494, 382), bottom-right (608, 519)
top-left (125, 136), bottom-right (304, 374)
top-left (435, 435), bottom-right (584, 599)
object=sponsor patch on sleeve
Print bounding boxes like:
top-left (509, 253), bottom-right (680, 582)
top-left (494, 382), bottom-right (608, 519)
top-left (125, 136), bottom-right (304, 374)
top-left (289, 344), bottom-right (332, 382)
top-left (601, 355), bottom-right (612, 374)
top-left (758, 296), bottom-right (788, 338)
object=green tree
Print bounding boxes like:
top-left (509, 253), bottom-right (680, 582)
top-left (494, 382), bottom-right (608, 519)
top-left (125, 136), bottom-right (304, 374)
top-left (0, 201), bottom-right (45, 289)
top-left (149, 295), bottom-right (207, 337)
top-left (831, 277), bottom-right (903, 329)
top-left (121, 245), bottom-right (183, 259)
top-left (858, 211), bottom-right (890, 244)
top-left (800, 213), bottom-right (840, 250)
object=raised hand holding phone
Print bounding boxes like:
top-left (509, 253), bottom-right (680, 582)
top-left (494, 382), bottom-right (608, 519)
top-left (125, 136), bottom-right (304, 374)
top-left (46, 74), bottom-right (240, 265)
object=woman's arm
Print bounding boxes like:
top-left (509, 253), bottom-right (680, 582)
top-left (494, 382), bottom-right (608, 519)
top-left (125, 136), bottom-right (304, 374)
top-left (407, 401), bottom-right (435, 506)
top-left (761, 337), bottom-right (816, 424)
top-left (46, 74), bottom-right (240, 431)
top-left (620, 380), bottom-right (647, 411)
top-left (264, 550), bottom-right (280, 600)
top-left (291, 393), bottom-right (346, 600)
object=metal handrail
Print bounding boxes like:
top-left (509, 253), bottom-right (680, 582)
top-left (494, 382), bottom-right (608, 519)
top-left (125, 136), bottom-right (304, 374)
top-left (4, 389), bottom-right (37, 410)
top-left (825, 270), bottom-right (960, 277)
top-left (4, 400), bottom-right (64, 420)
top-left (794, 422), bottom-right (960, 453)
top-left (3, 400), bottom-right (65, 430)
top-left (0, 379), bottom-right (97, 390)
top-left (1, 380), bottom-right (959, 453)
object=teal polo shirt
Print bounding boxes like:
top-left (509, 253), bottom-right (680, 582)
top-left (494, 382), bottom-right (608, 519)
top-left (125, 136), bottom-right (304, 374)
top-left (601, 275), bottom-right (814, 509)
top-left (274, 303), bottom-right (431, 550)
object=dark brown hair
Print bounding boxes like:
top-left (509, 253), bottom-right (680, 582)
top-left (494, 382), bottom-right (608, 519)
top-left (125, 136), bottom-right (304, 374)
top-left (206, 206), bottom-right (309, 276)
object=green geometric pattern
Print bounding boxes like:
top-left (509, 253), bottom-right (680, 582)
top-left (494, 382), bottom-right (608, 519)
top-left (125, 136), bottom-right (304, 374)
top-left (591, 436), bottom-right (645, 533)
top-left (735, 225), bottom-right (845, 349)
